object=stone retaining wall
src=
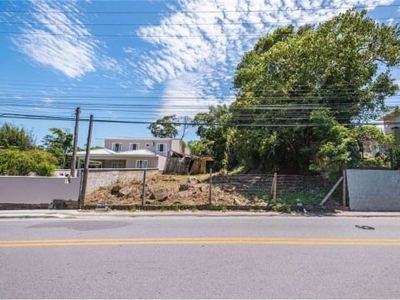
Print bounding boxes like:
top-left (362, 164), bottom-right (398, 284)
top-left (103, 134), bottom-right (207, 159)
top-left (86, 168), bottom-right (160, 195)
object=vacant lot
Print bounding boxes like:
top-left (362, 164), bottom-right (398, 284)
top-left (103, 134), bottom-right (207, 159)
top-left (86, 173), bottom-right (260, 207)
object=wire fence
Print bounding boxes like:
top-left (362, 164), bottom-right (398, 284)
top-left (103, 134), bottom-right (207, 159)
top-left (81, 170), bottom-right (335, 210)
top-left (210, 173), bottom-right (329, 202)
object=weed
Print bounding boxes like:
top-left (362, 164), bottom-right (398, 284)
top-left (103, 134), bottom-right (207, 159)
top-left (271, 202), bottom-right (291, 213)
top-left (129, 205), bottom-right (136, 212)
top-left (220, 205), bottom-right (228, 212)
top-left (228, 166), bottom-right (245, 175)
top-left (173, 204), bottom-right (181, 212)
top-left (261, 194), bottom-right (271, 202)
top-left (160, 205), bottom-right (166, 212)
top-left (191, 206), bottom-right (198, 212)
top-left (268, 188), bottom-right (327, 213)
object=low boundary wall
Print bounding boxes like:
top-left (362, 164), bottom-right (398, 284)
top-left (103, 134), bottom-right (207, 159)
top-left (0, 169), bottom-right (160, 205)
top-left (0, 176), bottom-right (80, 204)
top-left (347, 169), bottom-right (400, 211)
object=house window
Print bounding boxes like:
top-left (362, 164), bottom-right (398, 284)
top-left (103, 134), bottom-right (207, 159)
top-left (112, 143), bottom-right (122, 152)
top-left (129, 143), bottom-right (140, 150)
top-left (111, 162), bottom-right (124, 168)
top-left (157, 143), bottom-right (167, 153)
top-left (136, 160), bottom-right (148, 168)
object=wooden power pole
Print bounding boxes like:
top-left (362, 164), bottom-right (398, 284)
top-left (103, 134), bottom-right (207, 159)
top-left (70, 107), bottom-right (80, 177)
top-left (78, 114), bottom-right (93, 209)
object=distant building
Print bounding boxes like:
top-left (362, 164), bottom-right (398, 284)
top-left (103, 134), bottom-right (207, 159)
top-left (378, 109), bottom-right (400, 144)
top-left (73, 137), bottom-right (189, 171)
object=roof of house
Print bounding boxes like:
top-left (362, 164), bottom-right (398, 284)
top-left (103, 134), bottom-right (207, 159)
top-left (378, 108), bottom-right (400, 121)
top-left (74, 148), bottom-right (158, 158)
top-left (76, 148), bottom-right (114, 155)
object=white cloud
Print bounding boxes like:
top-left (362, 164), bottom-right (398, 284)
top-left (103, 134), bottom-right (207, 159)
top-left (161, 75), bottom-right (219, 118)
top-left (10, 0), bottom-right (118, 79)
top-left (387, 18), bottom-right (394, 25)
top-left (131, 0), bottom-right (396, 117)
top-left (42, 98), bottom-right (54, 105)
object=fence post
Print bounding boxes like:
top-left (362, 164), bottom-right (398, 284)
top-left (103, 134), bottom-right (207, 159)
top-left (141, 169), bottom-right (147, 206)
top-left (208, 168), bottom-right (212, 205)
top-left (273, 172), bottom-right (277, 202)
top-left (342, 169), bottom-right (347, 207)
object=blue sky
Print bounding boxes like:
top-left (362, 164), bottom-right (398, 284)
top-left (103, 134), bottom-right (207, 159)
top-left (0, 0), bottom-right (399, 147)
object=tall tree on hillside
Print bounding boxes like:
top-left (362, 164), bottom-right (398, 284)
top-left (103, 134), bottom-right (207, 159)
top-left (231, 9), bottom-right (400, 174)
top-left (0, 123), bottom-right (36, 150)
top-left (190, 105), bottom-right (238, 170)
top-left (42, 128), bottom-right (73, 168)
top-left (148, 115), bottom-right (192, 140)
top-left (148, 115), bottom-right (179, 138)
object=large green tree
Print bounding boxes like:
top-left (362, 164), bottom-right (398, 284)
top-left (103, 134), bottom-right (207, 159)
top-left (148, 115), bottom-right (192, 139)
top-left (190, 105), bottom-right (238, 171)
top-left (42, 128), bottom-right (73, 168)
top-left (231, 9), bottom-right (400, 174)
top-left (0, 123), bottom-right (36, 150)
top-left (148, 115), bottom-right (179, 138)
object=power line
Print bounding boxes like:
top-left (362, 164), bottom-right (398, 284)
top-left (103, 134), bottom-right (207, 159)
top-left (1, 4), bottom-right (400, 14)
top-left (1, 15), bottom-right (399, 27)
top-left (3, 81), bottom-right (399, 93)
top-left (0, 112), bottom-right (393, 127)
top-left (0, 31), bottom-right (278, 38)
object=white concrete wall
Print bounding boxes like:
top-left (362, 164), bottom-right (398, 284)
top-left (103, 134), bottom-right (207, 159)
top-left (157, 155), bottom-right (167, 171)
top-left (0, 169), bottom-right (160, 204)
top-left (0, 176), bottom-right (80, 204)
top-left (170, 139), bottom-right (181, 152)
top-left (347, 169), bottom-right (400, 211)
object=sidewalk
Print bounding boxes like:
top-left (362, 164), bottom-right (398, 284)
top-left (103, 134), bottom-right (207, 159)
top-left (1, 209), bottom-right (400, 219)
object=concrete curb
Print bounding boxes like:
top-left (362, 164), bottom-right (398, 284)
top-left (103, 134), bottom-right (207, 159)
top-left (0, 209), bottom-right (400, 219)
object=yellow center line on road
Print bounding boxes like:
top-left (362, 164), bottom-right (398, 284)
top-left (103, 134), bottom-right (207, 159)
top-left (1, 237), bottom-right (400, 247)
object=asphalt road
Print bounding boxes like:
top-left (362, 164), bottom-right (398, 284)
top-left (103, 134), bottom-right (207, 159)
top-left (1, 216), bottom-right (400, 299)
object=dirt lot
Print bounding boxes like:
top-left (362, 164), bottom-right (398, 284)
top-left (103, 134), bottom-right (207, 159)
top-left (86, 173), bottom-right (255, 207)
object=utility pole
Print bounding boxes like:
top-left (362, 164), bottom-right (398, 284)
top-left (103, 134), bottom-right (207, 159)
top-left (70, 107), bottom-right (81, 177)
top-left (78, 114), bottom-right (93, 209)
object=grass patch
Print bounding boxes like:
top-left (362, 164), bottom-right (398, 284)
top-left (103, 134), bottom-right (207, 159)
top-left (269, 189), bottom-right (327, 213)
top-left (173, 203), bottom-right (181, 212)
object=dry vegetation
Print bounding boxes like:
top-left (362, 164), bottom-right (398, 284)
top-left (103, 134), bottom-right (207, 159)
top-left (85, 173), bottom-right (253, 207)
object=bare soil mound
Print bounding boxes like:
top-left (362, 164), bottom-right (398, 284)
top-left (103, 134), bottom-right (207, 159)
top-left (85, 173), bottom-right (253, 207)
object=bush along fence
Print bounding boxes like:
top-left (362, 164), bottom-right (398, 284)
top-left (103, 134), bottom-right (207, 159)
top-left (208, 172), bottom-right (342, 212)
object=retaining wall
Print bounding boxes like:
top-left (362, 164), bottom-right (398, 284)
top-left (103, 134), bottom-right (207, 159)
top-left (86, 168), bottom-right (160, 195)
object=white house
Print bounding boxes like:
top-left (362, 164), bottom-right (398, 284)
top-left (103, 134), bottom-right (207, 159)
top-left (378, 109), bottom-right (400, 147)
top-left (75, 137), bottom-right (189, 171)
